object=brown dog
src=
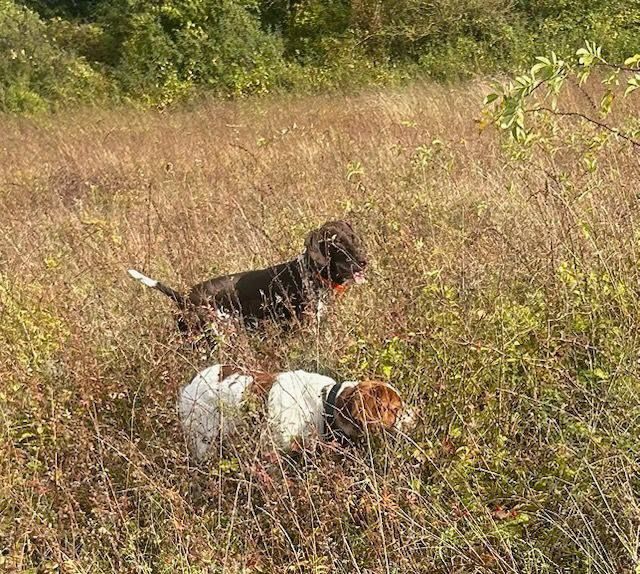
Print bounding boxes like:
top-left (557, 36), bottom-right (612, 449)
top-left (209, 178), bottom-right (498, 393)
top-left (128, 220), bottom-right (367, 333)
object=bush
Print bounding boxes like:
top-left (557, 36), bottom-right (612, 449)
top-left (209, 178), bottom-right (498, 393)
top-left (0, 277), bottom-right (68, 373)
top-left (96, 0), bottom-right (288, 103)
top-left (520, 0), bottom-right (640, 62)
top-left (0, 0), bottom-right (112, 113)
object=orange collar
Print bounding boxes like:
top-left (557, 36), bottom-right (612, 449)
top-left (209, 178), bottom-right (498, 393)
top-left (318, 275), bottom-right (349, 296)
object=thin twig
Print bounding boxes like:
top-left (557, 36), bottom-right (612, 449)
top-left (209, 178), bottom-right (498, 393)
top-left (528, 106), bottom-right (640, 150)
top-left (595, 61), bottom-right (640, 74)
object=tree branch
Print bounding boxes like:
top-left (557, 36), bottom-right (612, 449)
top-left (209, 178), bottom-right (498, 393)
top-left (528, 106), bottom-right (640, 150)
top-left (595, 61), bottom-right (640, 74)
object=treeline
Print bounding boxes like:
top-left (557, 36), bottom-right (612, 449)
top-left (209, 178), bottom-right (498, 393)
top-left (2, 0), bottom-right (639, 112)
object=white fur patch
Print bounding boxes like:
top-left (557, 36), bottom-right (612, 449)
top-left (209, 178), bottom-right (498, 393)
top-left (215, 308), bottom-right (231, 320)
top-left (266, 371), bottom-right (337, 448)
top-left (128, 269), bottom-right (158, 288)
top-left (178, 365), bottom-right (254, 460)
top-left (396, 406), bottom-right (418, 433)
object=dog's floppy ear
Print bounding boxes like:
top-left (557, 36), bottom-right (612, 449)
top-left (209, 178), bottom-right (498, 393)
top-left (304, 227), bottom-right (329, 268)
top-left (347, 380), bottom-right (403, 430)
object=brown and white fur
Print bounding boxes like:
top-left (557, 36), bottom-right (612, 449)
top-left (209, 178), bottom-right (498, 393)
top-left (178, 364), bottom-right (403, 459)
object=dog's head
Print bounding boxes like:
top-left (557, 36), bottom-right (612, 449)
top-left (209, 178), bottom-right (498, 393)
top-left (304, 220), bottom-right (367, 286)
top-left (334, 380), bottom-right (403, 439)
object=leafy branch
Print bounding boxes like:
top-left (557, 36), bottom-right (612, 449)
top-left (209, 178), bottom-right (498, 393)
top-left (483, 41), bottom-right (640, 150)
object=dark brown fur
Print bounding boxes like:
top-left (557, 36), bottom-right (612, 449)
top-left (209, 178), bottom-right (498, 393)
top-left (131, 220), bottom-right (367, 334)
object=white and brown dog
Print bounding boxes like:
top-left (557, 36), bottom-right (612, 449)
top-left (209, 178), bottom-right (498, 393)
top-left (178, 364), bottom-right (403, 459)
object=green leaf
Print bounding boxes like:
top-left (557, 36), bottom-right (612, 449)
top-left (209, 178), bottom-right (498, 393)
top-left (602, 71), bottom-right (620, 86)
top-left (625, 75), bottom-right (640, 96)
top-left (484, 93), bottom-right (499, 105)
top-left (592, 367), bottom-right (608, 381)
top-left (531, 62), bottom-right (548, 77)
top-left (600, 91), bottom-right (614, 116)
top-left (577, 48), bottom-right (592, 66)
top-left (577, 42), bottom-right (603, 67)
top-left (624, 54), bottom-right (640, 68)
top-left (578, 69), bottom-right (591, 86)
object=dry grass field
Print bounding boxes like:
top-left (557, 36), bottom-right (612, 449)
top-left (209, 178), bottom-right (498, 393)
top-left (2, 82), bottom-right (640, 573)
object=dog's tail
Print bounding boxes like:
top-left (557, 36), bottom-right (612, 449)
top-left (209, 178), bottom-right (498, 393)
top-left (128, 269), bottom-right (187, 308)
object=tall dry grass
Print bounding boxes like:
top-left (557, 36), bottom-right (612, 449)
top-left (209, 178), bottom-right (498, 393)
top-left (2, 82), bottom-right (640, 573)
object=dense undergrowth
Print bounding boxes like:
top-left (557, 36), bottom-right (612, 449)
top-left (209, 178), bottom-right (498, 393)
top-left (2, 0), bottom-right (640, 112)
top-left (1, 79), bottom-right (640, 571)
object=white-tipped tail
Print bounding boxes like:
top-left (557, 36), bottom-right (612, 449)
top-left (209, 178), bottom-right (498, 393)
top-left (128, 269), bottom-right (158, 288)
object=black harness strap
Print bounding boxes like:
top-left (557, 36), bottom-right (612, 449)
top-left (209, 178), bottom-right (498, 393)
top-left (322, 381), bottom-right (345, 440)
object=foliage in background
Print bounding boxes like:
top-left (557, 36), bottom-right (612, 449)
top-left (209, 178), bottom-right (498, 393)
top-left (98, 0), bottom-right (289, 103)
top-left (0, 0), bottom-right (111, 112)
top-left (2, 0), bottom-right (640, 111)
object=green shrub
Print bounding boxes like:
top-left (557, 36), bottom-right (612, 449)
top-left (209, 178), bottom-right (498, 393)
top-left (517, 0), bottom-right (640, 61)
top-left (0, 0), bottom-right (112, 112)
top-left (0, 277), bottom-right (68, 372)
top-left (279, 0), bottom-right (352, 64)
top-left (96, 0), bottom-right (287, 103)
